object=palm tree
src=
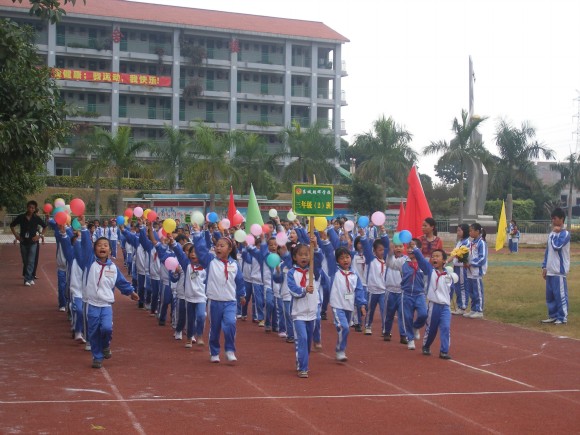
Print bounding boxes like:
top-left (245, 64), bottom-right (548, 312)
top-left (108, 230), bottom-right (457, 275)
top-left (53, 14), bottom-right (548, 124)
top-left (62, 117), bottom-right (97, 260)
top-left (280, 120), bottom-right (337, 184)
top-left (551, 153), bottom-right (580, 223)
top-left (149, 125), bottom-right (193, 194)
top-left (493, 119), bottom-right (554, 220)
top-left (231, 131), bottom-right (283, 196)
top-left (72, 126), bottom-right (110, 219)
top-left (96, 126), bottom-right (149, 215)
top-left (185, 124), bottom-right (238, 210)
top-left (353, 115), bottom-right (416, 192)
top-left (423, 109), bottom-right (487, 223)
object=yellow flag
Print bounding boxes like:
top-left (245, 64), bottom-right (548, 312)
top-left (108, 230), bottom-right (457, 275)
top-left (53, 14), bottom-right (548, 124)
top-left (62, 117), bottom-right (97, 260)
top-left (495, 200), bottom-right (507, 251)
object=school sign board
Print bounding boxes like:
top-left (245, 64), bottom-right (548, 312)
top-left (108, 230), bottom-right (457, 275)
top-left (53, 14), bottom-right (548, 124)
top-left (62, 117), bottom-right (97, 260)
top-left (292, 184), bottom-right (334, 217)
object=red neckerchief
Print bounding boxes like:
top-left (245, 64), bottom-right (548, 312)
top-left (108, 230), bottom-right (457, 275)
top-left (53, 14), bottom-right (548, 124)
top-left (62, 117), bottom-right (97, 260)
top-left (377, 258), bottom-right (385, 275)
top-left (339, 269), bottom-right (352, 292)
top-left (408, 260), bottom-right (419, 279)
top-left (435, 270), bottom-right (447, 287)
top-left (192, 264), bottom-right (203, 271)
top-left (220, 259), bottom-right (229, 281)
top-left (96, 259), bottom-right (108, 287)
top-left (296, 267), bottom-right (308, 287)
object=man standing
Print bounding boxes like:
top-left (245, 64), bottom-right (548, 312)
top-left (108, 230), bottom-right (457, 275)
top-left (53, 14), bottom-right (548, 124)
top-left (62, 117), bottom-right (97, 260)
top-left (541, 208), bottom-right (571, 325)
top-left (10, 200), bottom-right (47, 286)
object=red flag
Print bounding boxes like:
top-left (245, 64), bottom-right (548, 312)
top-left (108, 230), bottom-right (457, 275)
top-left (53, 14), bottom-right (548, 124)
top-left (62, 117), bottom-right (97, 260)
top-left (396, 201), bottom-right (406, 231)
top-left (227, 186), bottom-right (236, 222)
top-left (404, 166), bottom-right (432, 238)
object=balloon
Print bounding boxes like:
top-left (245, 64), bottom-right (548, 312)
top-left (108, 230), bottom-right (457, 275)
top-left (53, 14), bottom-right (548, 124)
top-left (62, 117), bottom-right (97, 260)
top-left (164, 257), bottom-right (179, 272)
top-left (313, 217), bottom-right (327, 232)
top-left (163, 218), bottom-right (177, 234)
top-left (124, 217), bottom-right (129, 226)
top-left (221, 218), bottom-right (231, 230)
top-left (250, 223), bottom-right (262, 236)
top-left (445, 266), bottom-right (454, 275)
top-left (54, 198), bottom-right (65, 208)
top-left (343, 220), bottom-right (354, 232)
top-left (147, 210), bottom-right (157, 222)
top-left (451, 273), bottom-right (459, 284)
top-left (245, 234), bottom-right (255, 246)
top-left (207, 212), bottom-right (218, 223)
top-left (70, 198), bottom-right (85, 216)
top-left (66, 213), bottom-right (71, 226)
top-left (358, 216), bottom-right (369, 228)
top-left (393, 232), bottom-right (401, 245)
top-left (43, 203), bottom-right (53, 214)
top-left (287, 211), bottom-right (296, 221)
top-left (64, 204), bottom-right (72, 215)
top-left (124, 208), bottom-right (133, 218)
top-left (269, 208), bottom-right (278, 218)
top-left (143, 209), bottom-right (151, 219)
top-left (234, 229), bottom-right (247, 243)
top-left (371, 211), bottom-right (386, 226)
top-left (266, 253), bottom-right (281, 269)
top-left (133, 207), bottom-right (143, 218)
top-left (190, 211), bottom-right (205, 226)
top-left (276, 232), bottom-right (288, 246)
top-left (262, 224), bottom-right (271, 235)
top-left (71, 218), bottom-right (81, 231)
top-left (116, 216), bottom-right (125, 225)
top-left (399, 230), bottom-right (412, 244)
top-left (232, 212), bottom-right (244, 226)
top-left (54, 211), bottom-right (68, 225)
top-left (157, 228), bottom-right (165, 240)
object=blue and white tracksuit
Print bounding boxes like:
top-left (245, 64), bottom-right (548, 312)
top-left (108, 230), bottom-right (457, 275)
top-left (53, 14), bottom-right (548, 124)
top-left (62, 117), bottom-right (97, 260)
top-left (384, 254), bottom-right (405, 339)
top-left (76, 227), bottom-right (135, 362)
top-left (239, 250), bottom-right (254, 319)
top-left (244, 251), bottom-right (264, 322)
top-left (508, 224), bottom-right (520, 253)
top-left (362, 235), bottom-right (390, 331)
top-left (58, 230), bottom-right (84, 337)
top-left (452, 238), bottom-right (470, 310)
top-left (155, 242), bottom-right (176, 325)
top-left (107, 225), bottom-right (119, 258)
top-left (287, 249), bottom-right (323, 373)
top-left (351, 250), bottom-right (367, 326)
top-left (140, 228), bottom-right (161, 314)
top-left (48, 219), bottom-right (69, 309)
top-left (273, 252), bottom-right (293, 338)
top-left (389, 255), bottom-right (427, 343)
top-left (248, 242), bottom-right (277, 330)
top-left (467, 237), bottom-right (487, 313)
top-left (321, 240), bottom-right (366, 355)
top-left (415, 248), bottom-right (452, 354)
top-left (542, 229), bottom-right (570, 323)
top-left (193, 231), bottom-right (245, 358)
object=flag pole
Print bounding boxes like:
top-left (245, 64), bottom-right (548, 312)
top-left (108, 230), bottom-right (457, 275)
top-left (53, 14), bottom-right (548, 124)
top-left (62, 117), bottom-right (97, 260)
top-left (309, 175), bottom-right (317, 286)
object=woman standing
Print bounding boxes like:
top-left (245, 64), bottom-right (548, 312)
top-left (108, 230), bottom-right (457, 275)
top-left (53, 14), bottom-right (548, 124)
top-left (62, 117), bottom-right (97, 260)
top-left (419, 217), bottom-right (443, 259)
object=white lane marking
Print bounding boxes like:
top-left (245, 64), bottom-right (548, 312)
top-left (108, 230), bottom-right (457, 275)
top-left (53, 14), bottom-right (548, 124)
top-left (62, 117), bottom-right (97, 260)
top-left (451, 360), bottom-right (534, 388)
top-left (64, 388), bottom-right (110, 395)
top-left (101, 368), bottom-right (146, 435)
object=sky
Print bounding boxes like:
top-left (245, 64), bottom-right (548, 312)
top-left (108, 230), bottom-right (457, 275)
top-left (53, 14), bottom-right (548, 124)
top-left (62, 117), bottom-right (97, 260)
top-left (133, 0), bottom-right (580, 180)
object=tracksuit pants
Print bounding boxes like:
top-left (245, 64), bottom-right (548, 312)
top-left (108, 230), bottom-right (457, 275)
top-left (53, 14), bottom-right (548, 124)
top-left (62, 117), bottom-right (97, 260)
top-left (423, 302), bottom-right (451, 353)
top-left (402, 292), bottom-right (428, 341)
top-left (208, 300), bottom-right (237, 357)
top-left (365, 292), bottom-right (385, 330)
top-left (293, 319), bottom-right (315, 372)
top-left (57, 268), bottom-right (67, 309)
top-left (240, 280), bottom-right (254, 319)
top-left (252, 283), bottom-right (265, 321)
top-left (546, 275), bottom-right (568, 322)
top-left (158, 282), bottom-right (173, 324)
top-left (87, 304), bottom-right (113, 362)
top-left (332, 308), bottom-right (352, 353)
top-left (467, 277), bottom-right (484, 313)
top-left (264, 287), bottom-right (277, 329)
top-left (283, 301), bottom-right (294, 340)
top-left (452, 266), bottom-right (469, 310)
top-left (383, 291), bottom-right (404, 338)
top-left (150, 279), bottom-right (160, 314)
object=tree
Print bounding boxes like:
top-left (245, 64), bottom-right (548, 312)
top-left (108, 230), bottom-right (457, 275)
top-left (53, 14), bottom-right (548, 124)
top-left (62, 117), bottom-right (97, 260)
top-left (280, 120), bottom-right (337, 184)
top-left (185, 124), bottom-right (238, 210)
top-left (0, 19), bottom-right (70, 209)
top-left (423, 110), bottom-right (487, 223)
top-left (551, 153), bottom-right (580, 222)
top-left (348, 177), bottom-right (387, 216)
top-left (493, 119), bottom-right (554, 220)
top-left (13, 0), bottom-right (85, 24)
top-left (352, 116), bottom-right (416, 192)
top-left (96, 127), bottom-right (149, 214)
top-left (231, 131), bottom-right (282, 198)
top-left (149, 125), bottom-right (193, 194)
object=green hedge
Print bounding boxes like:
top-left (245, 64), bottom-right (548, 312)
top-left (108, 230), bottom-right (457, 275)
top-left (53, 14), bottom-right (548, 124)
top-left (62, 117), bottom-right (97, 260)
top-left (46, 176), bottom-right (168, 190)
top-left (484, 199), bottom-right (535, 221)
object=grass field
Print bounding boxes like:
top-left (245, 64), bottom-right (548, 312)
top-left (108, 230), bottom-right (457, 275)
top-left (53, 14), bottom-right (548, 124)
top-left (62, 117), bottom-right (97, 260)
top-left (483, 244), bottom-right (579, 339)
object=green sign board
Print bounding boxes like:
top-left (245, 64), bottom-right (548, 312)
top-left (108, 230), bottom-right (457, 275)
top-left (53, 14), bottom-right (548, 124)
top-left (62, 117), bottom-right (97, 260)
top-left (292, 184), bottom-right (334, 217)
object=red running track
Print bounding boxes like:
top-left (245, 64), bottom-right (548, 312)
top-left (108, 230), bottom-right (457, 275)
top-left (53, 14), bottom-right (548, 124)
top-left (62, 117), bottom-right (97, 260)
top-left (0, 244), bottom-right (579, 434)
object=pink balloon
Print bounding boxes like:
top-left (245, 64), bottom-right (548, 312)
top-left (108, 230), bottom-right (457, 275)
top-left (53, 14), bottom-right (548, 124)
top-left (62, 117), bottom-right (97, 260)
top-left (371, 211), bottom-right (386, 226)
top-left (276, 232), bottom-right (288, 246)
top-left (164, 257), bottom-right (179, 272)
top-left (246, 234), bottom-right (255, 246)
top-left (157, 228), bottom-right (165, 240)
top-left (147, 210), bottom-right (158, 222)
top-left (344, 220), bottom-right (355, 232)
top-left (133, 207), bottom-right (143, 218)
top-left (250, 223), bottom-right (262, 236)
top-left (70, 198), bottom-right (85, 216)
top-left (220, 218), bottom-right (231, 229)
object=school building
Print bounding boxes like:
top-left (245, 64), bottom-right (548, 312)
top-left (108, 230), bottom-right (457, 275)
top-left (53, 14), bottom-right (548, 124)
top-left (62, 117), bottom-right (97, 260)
top-left (0, 0), bottom-right (349, 176)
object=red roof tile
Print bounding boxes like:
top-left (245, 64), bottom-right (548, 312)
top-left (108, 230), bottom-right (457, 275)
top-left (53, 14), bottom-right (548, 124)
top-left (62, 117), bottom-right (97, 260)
top-left (0, 0), bottom-right (349, 42)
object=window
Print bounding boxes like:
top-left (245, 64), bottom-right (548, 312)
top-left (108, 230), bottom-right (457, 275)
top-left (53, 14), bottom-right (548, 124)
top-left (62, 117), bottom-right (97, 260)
top-left (561, 195), bottom-right (568, 206)
top-left (56, 58), bottom-right (65, 68)
top-left (130, 97), bottom-right (135, 104)
top-left (576, 197), bottom-right (580, 206)
top-left (99, 61), bottom-right (106, 70)
top-left (99, 94), bottom-right (106, 103)
top-left (129, 32), bottom-right (136, 40)
top-left (79, 94), bottom-right (85, 101)
top-left (120, 64), bottom-right (127, 73)
top-left (68, 26), bottom-right (75, 34)
top-left (139, 97), bottom-right (146, 105)
top-left (67, 59), bottom-right (74, 67)
top-left (88, 61), bottom-right (97, 70)
top-left (78, 60), bottom-right (86, 68)
top-left (140, 32), bottom-right (147, 41)
top-left (129, 64), bottom-right (136, 72)
top-left (55, 162), bottom-right (72, 177)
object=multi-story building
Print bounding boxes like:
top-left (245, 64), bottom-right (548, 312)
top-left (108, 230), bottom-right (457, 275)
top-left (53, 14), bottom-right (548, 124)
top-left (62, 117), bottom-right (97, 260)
top-left (0, 0), bottom-right (348, 176)
top-left (534, 161), bottom-right (580, 214)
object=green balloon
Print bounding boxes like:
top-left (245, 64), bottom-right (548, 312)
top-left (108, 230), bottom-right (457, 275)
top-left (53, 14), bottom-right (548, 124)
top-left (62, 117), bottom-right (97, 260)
top-left (72, 218), bottom-right (81, 231)
top-left (393, 232), bottom-right (401, 245)
top-left (266, 253), bottom-right (281, 269)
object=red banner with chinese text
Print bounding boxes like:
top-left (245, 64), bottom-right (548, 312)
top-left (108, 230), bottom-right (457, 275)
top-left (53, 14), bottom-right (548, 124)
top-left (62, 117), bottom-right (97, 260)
top-left (51, 68), bottom-right (171, 87)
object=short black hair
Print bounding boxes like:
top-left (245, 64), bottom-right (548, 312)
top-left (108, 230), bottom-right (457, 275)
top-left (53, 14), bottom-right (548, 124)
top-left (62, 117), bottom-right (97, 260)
top-left (431, 249), bottom-right (447, 261)
top-left (411, 238), bottom-right (422, 249)
top-left (470, 223), bottom-right (482, 233)
top-left (27, 200), bottom-right (38, 208)
top-left (335, 247), bottom-right (351, 263)
top-left (551, 207), bottom-right (566, 221)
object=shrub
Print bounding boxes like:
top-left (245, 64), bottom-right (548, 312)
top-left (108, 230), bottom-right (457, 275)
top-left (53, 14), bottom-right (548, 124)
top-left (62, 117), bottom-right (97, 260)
top-left (45, 176), bottom-right (167, 190)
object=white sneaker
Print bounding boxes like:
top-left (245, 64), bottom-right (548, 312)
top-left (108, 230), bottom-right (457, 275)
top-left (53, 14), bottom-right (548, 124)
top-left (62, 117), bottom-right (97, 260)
top-left (364, 328), bottom-right (372, 335)
top-left (196, 336), bottom-right (205, 346)
top-left (336, 351), bottom-right (348, 362)
top-left (174, 331), bottom-right (182, 340)
top-left (463, 311), bottom-right (472, 318)
top-left (278, 332), bottom-right (287, 338)
top-left (541, 318), bottom-right (557, 324)
top-left (407, 340), bottom-right (416, 350)
top-left (24, 281), bottom-right (31, 287)
top-left (225, 351), bottom-right (237, 362)
top-left (74, 332), bottom-right (86, 343)
top-left (470, 311), bottom-right (484, 319)
top-left (413, 328), bottom-right (420, 340)
top-left (210, 355), bottom-right (220, 363)
top-left (85, 343), bottom-right (92, 351)
top-left (29, 280), bottom-right (35, 286)
top-left (59, 307), bottom-right (66, 312)
top-left (554, 320), bottom-right (567, 325)
top-left (452, 308), bottom-right (465, 315)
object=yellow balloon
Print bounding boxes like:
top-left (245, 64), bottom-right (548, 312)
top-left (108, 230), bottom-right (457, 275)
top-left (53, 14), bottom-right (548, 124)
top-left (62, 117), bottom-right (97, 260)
top-left (143, 209), bottom-right (151, 219)
top-left (163, 218), bottom-right (176, 234)
top-left (314, 216), bottom-right (328, 232)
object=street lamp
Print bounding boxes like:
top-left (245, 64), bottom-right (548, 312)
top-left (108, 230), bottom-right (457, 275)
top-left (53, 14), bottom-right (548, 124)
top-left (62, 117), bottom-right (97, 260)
top-left (349, 158), bottom-right (356, 175)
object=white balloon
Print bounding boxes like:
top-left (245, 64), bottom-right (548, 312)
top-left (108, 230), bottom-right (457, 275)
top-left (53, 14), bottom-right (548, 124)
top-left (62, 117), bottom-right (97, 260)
top-left (451, 273), bottom-right (459, 284)
top-left (445, 266), bottom-right (454, 275)
top-left (269, 208), bottom-right (278, 218)
top-left (190, 210), bottom-right (205, 226)
top-left (344, 220), bottom-right (354, 232)
top-left (287, 211), bottom-right (296, 221)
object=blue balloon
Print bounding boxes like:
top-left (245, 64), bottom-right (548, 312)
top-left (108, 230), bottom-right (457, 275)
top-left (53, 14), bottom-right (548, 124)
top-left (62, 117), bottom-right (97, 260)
top-left (208, 212), bottom-right (219, 223)
top-left (116, 215), bottom-right (125, 225)
top-left (399, 229), bottom-right (412, 244)
top-left (358, 216), bottom-right (369, 228)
